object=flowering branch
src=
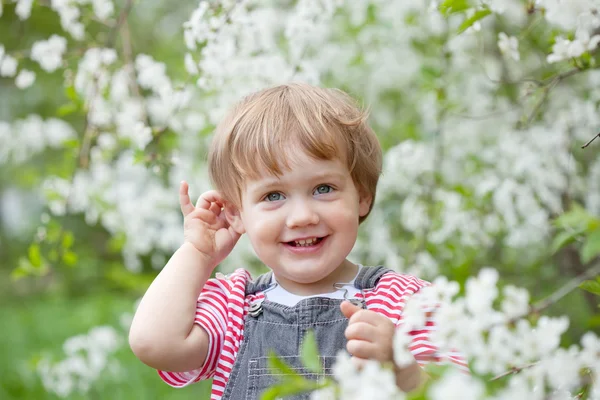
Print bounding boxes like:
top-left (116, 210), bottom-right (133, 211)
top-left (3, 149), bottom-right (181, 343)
top-left (490, 362), bottom-right (538, 381)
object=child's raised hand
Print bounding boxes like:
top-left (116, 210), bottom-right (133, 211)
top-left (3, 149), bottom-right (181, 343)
top-left (340, 300), bottom-right (396, 364)
top-left (179, 181), bottom-right (241, 269)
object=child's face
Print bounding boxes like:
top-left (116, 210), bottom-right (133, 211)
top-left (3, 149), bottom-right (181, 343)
top-left (227, 151), bottom-right (371, 291)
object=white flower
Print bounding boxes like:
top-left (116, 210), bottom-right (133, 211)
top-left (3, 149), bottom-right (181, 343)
top-left (429, 370), bottom-right (484, 400)
top-left (393, 330), bottom-right (415, 368)
top-left (498, 32), bottom-right (520, 61)
top-left (31, 35), bottom-right (68, 72)
top-left (92, 0), bottom-right (114, 20)
top-left (15, 0), bottom-right (34, 20)
top-left (310, 386), bottom-right (337, 400)
top-left (500, 285), bottom-right (530, 319)
top-left (184, 53), bottom-right (199, 75)
top-left (0, 54), bottom-right (18, 77)
top-left (15, 69), bottom-right (36, 88)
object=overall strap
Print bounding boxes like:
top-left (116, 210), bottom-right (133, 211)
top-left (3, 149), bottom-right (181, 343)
top-left (353, 265), bottom-right (392, 290)
top-left (245, 271), bottom-right (274, 295)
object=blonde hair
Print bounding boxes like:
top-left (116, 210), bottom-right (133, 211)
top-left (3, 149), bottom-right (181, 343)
top-left (208, 82), bottom-right (382, 223)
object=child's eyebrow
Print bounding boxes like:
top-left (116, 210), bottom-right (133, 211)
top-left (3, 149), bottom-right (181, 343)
top-left (248, 171), bottom-right (347, 194)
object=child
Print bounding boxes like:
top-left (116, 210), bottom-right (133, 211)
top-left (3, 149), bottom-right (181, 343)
top-left (129, 83), bottom-right (467, 400)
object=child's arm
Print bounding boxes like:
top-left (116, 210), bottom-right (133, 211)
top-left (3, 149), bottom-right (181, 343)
top-left (128, 242), bottom-right (213, 372)
top-left (129, 182), bottom-right (241, 373)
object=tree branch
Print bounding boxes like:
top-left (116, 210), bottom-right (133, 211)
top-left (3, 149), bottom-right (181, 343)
top-left (529, 262), bottom-right (600, 315)
top-left (106, 0), bottom-right (135, 48)
top-left (581, 133), bottom-right (600, 149)
top-left (490, 362), bottom-right (538, 381)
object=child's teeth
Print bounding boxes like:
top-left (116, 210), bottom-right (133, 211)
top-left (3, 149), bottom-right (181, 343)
top-left (294, 238), bottom-right (317, 246)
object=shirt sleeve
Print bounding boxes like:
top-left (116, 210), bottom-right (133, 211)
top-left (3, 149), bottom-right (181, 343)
top-left (157, 274), bottom-right (234, 387)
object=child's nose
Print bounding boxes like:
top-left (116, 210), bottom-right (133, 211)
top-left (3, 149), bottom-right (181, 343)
top-left (286, 199), bottom-right (319, 228)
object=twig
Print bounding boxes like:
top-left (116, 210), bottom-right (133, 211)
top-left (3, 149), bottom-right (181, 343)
top-left (582, 133), bottom-right (600, 149)
top-left (490, 362), bottom-right (538, 381)
top-left (530, 262), bottom-right (600, 315)
top-left (106, 0), bottom-right (135, 47)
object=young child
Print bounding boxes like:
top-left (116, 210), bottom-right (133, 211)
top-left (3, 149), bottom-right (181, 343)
top-left (129, 83), bottom-right (467, 400)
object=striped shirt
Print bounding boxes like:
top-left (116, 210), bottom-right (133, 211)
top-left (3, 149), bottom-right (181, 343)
top-left (158, 268), bottom-right (468, 399)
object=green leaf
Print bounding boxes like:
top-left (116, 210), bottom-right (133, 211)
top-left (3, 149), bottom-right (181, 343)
top-left (260, 377), bottom-right (325, 400)
top-left (62, 231), bottom-right (74, 249)
top-left (28, 244), bottom-right (42, 268)
top-left (580, 279), bottom-right (600, 296)
top-left (133, 149), bottom-right (146, 164)
top-left (301, 330), bottom-right (322, 374)
top-left (439, 0), bottom-right (471, 16)
top-left (62, 251), bottom-right (78, 266)
top-left (581, 228), bottom-right (600, 263)
top-left (267, 351), bottom-right (297, 376)
top-left (11, 261), bottom-right (31, 280)
top-left (57, 102), bottom-right (78, 116)
top-left (551, 230), bottom-right (580, 253)
top-left (65, 85), bottom-right (79, 102)
top-left (554, 204), bottom-right (594, 231)
top-left (458, 9), bottom-right (491, 33)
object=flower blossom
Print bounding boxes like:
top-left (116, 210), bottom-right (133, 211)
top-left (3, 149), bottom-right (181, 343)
top-left (497, 32), bottom-right (520, 61)
top-left (31, 35), bottom-right (68, 72)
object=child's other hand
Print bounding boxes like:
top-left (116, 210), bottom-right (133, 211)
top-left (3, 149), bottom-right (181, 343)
top-left (179, 181), bottom-right (241, 269)
top-left (340, 300), bottom-right (396, 364)
top-left (341, 300), bottom-right (424, 392)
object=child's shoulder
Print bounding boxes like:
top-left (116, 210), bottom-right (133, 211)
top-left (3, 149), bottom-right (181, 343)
top-left (373, 269), bottom-right (431, 295)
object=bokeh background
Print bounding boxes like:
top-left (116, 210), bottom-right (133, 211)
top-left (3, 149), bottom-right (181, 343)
top-left (1, 0), bottom-right (599, 399)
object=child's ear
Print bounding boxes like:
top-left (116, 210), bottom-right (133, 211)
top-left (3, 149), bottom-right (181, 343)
top-left (224, 202), bottom-right (246, 234)
top-left (358, 193), bottom-right (372, 218)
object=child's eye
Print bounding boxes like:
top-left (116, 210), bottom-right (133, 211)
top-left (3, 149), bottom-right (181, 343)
top-left (314, 185), bottom-right (334, 195)
top-left (264, 192), bottom-right (284, 202)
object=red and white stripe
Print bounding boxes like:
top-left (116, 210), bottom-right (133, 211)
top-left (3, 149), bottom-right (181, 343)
top-left (158, 269), bottom-right (469, 399)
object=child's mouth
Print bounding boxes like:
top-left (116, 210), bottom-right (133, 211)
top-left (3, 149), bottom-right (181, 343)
top-left (287, 237), bottom-right (324, 247)
top-left (284, 236), bottom-right (327, 251)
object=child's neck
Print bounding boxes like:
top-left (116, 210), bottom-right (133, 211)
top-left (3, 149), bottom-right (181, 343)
top-left (272, 260), bottom-right (359, 296)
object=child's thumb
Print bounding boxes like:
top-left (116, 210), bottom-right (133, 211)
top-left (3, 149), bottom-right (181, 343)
top-left (340, 300), bottom-right (361, 319)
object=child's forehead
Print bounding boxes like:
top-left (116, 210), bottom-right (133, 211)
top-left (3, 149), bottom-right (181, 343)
top-left (239, 153), bottom-right (350, 188)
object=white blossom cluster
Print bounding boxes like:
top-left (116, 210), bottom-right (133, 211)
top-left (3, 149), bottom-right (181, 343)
top-left (30, 35), bottom-right (68, 73)
top-left (0, 116), bottom-right (76, 163)
top-left (37, 326), bottom-right (122, 398)
top-left (11, 0), bottom-right (116, 39)
top-left (536, 0), bottom-right (600, 63)
top-left (181, 0), bottom-right (343, 124)
top-left (0, 43), bottom-right (36, 88)
top-left (400, 269), bottom-right (599, 399)
top-left (42, 152), bottom-right (184, 272)
top-left (314, 269), bottom-right (599, 399)
top-left (310, 351), bottom-right (404, 400)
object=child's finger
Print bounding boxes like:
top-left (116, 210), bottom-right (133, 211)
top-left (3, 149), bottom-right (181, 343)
top-left (346, 339), bottom-right (379, 361)
top-left (340, 300), bottom-right (362, 319)
top-left (345, 321), bottom-right (377, 342)
top-left (209, 202), bottom-right (222, 216)
top-left (179, 181), bottom-right (195, 216)
top-left (195, 190), bottom-right (226, 210)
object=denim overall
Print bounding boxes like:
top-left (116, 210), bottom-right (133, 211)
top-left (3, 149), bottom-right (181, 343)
top-left (220, 265), bottom-right (391, 400)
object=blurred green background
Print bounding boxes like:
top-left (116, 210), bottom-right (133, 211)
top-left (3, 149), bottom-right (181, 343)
top-left (1, 0), bottom-right (599, 399)
top-left (0, 1), bottom-right (212, 398)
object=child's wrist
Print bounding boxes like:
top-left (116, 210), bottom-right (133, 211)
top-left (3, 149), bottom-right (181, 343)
top-left (180, 241), bottom-right (218, 271)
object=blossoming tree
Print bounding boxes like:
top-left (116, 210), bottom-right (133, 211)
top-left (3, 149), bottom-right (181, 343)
top-left (1, 0), bottom-right (599, 398)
